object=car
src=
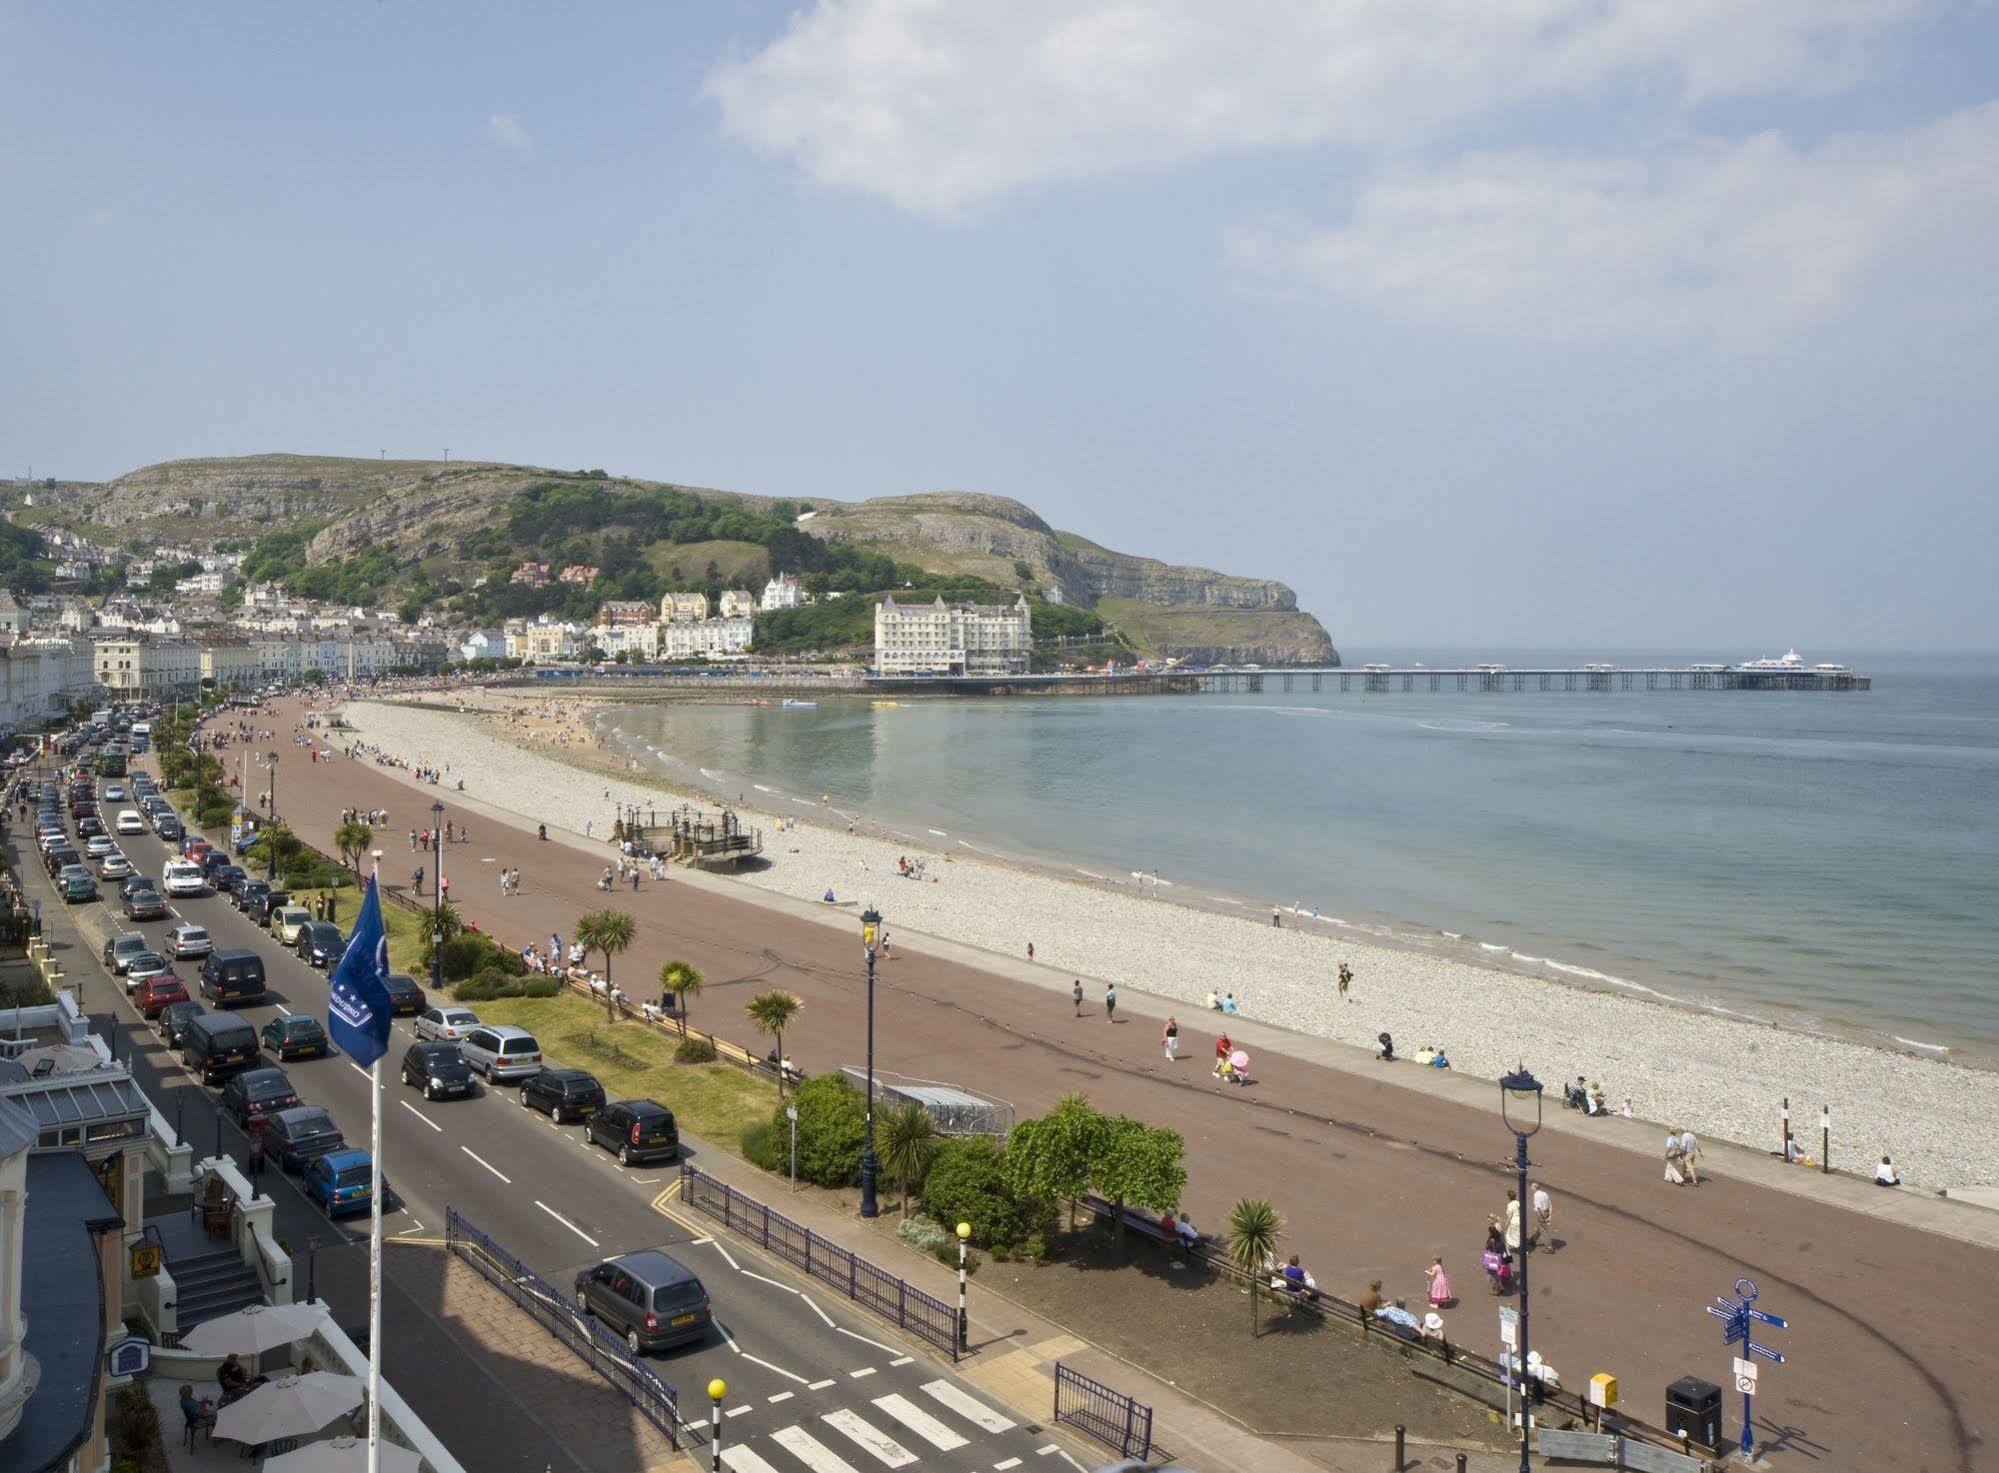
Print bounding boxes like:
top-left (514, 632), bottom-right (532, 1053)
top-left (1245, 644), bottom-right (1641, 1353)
top-left (400, 1041), bottom-right (474, 1100)
top-left (123, 952), bottom-right (172, 986)
top-left (264, 1106), bottom-right (345, 1173)
top-left (182, 838), bottom-right (213, 865)
top-left (261, 1015), bottom-right (332, 1061)
top-left (270, 906), bottom-right (313, 945)
top-left (76, 816), bottom-right (105, 839)
top-left (199, 950), bottom-right (268, 1007)
top-left (44, 844), bottom-right (79, 875)
top-left (221, 1066), bottom-right (300, 1126)
top-left (198, 849), bottom-right (231, 879)
top-left (82, 833), bottom-right (115, 858)
top-left (248, 889), bottom-right (292, 926)
top-left (303, 1148), bottom-right (375, 1217)
top-left (382, 973), bottom-right (427, 1017)
top-left (135, 972), bottom-right (191, 1018)
top-left (295, 922), bottom-right (345, 970)
top-left (414, 1005), bottom-right (480, 1042)
top-left (97, 852), bottom-right (133, 880)
top-left (520, 1067), bottom-right (606, 1123)
top-left (165, 923), bottom-right (213, 959)
top-left (114, 809), bottom-right (145, 835)
top-left (458, 1025), bottom-right (542, 1083)
top-left (161, 861), bottom-right (206, 898)
top-left (233, 879), bottom-right (273, 915)
top-left (214, 864), bottom-right (248, 896)
top-left (119, 873), bottom-right (155, 903)
top-left (122, 888), bottom-right (168, 921)
top-left (153, 814), bottom-right (184, 843)
top-left (158, 999), bottom-right (207, 1048)
top-left (573, 1250), bottom-right (711, 1354)
top-left (102, 932), bottom-right (151, 974)
top-left (102, 783), bottom-right (126, 801)
top-left (586, 1100), bottom-right (680, 1166)
top-left (58, 868), bottom-right (99, 903)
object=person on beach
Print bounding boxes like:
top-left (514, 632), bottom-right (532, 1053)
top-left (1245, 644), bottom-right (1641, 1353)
top-left (1026, 941), bottom-right (1035, 961)
top-left (1163, 1016), bottom-right (1179, 1061)
top-left (1206, 990), bottom-right (1221, 1011)
top-left (1337, 962), bottom-right (1352, 1001)
top-left (1530, 1182), bottom-right (1552, 1252)
top-left (1271, 906), bottom-right (1281, 928)
top-left (1220, 992), bottom-right (1239, 1015)
top-left (1875, 1155), bottom-right (1901, 1186)
top-left (1426, 1256), bottom-right (1454, 1307)
top-left (1072, 980), bottom-right (1083, 1016)
top-left (1105, 983), bottom-right (1118, 1022)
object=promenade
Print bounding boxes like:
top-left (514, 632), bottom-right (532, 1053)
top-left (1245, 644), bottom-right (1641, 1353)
top-left (255, 696), bottom-right (1994, 1473)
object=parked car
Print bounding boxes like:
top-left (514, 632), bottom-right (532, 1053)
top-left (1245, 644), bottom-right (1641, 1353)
top-left (248, 889), bottom-right (292, 926)
top-left (303, 1148), bottom-right (375, 1218)
top-left (214, 864), bottom-right (248, 898)
top-left (58, 868), bottom-right (99, 903)
top-left (44, 844), bottom-right (80, 876)
top-left (121, 887), bottom-right (167, 921)
top-left (399, 1042), bottom-right (474, 1100)
top-left (414, 1005), bottom-right (480, 1042)
top-left (233, 879), bottom-right (273, 915)
top-left (180, 1014), bottom-right (261, 1085)
top-left (295, 922), bottom-right (345, 970)
top-left (165, 923), bottom-right (213, 960)
top-left (457, 1025), bottom-right (542, 1083)
top-left (261, 1015), bottom-right (332, 1062)
top-left (135, 972), bottom-right (191, 1018)
top-left (153, 814), bottom-right (183, 843)
top-left (520, 1067), bottom-right (605, 1123)
top-left (382, 973), bottom-right (426, 1017)
top-left (158, 1000), bottom-right (207, 1048)
top-left (103, 932), bottom-right (151, 974)
top-left (115, 809), bottom-right (145, 835)
top-left (270, 906), bottom-right (313, 945)
top-left (123, 952), bottom-right (173, 987)
top-left (199, 950), bottom-right (268, 1007)
top-left (265, 1106), bottom-right (344, 1173)
top-left (573, 1250), bottom-right (711, 1354)
top-left (586, 1100), bottom-right (680, 1166)
top-left (222, 1066), bottom-right (301, 1126)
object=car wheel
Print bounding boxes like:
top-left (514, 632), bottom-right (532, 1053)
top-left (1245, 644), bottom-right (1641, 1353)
top-left (625, 1326), bottom-right (641, 1355)
top-left (618, 1144), bottom-right (631, 1166)
top-left (550, 1106), bottom-right (562, 1123)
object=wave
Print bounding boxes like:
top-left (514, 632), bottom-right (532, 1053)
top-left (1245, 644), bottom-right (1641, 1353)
top-left (1894, 1036), bottom-right (1952, 1052)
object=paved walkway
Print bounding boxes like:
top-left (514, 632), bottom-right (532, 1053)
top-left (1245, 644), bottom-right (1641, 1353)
top-left (245, 701), bottom-right (1996, 1473)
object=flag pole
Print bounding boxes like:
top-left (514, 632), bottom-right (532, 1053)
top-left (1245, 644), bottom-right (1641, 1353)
top-left (367, 854), bottom-right (383, 1473)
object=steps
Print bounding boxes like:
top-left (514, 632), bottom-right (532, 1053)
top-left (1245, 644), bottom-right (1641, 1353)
top-left (170, 1247), bottom-right (264, 1330)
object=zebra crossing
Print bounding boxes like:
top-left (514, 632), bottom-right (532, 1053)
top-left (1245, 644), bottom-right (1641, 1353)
top-left (718, 1378), bottom-right (1059, 1473)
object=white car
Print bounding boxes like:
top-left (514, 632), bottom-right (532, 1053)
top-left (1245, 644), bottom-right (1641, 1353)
top-left (115, 810), bottom-right (145, 835)
top-left (161, 861), bottom-right (206, 898)
top-left (165, 923), bottom-right (212, 959)
top-left (415, 1005), bottom-right (481, 1042)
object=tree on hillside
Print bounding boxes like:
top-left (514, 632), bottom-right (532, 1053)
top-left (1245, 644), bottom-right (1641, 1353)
top-left (1226, 1199), bottom-right (1284, 1338)
top-left (575, 909), bottom-right (637, 1020)
top-left (658, 960), bottom-right (703, 1031)
top-left (746, 991), bottom-right (801, 1097)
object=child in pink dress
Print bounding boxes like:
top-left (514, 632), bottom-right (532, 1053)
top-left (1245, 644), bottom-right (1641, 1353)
top-left (1426, 1256), bottom-right (1455, 1307)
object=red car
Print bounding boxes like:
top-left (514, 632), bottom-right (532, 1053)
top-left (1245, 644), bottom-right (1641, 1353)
top-left (136, 972), bottom-right (191, 1018)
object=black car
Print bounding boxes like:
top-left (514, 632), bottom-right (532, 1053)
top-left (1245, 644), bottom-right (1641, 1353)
top-left (400, 1041), bottom-right (474, 1100)
top-left (248, 889), bottom-right (292, 926)
top-left (520, 1067), bottom-right (606, 1123)
top-left (44, 844), bottom-right (79, 875)
top-left (221, 1066), bottom-right (300, 1126)
top-left (154, 814), bottom-right (183, 842)
top-left (233, 879), bottom-right (273, 914)
top-left (75, 815), bottom-right (105, 839)
top-left (214, 864), bottom-right (248, 897)
top-left (121, 888), bottom-right (168, 921)
top-left (199, 848), bottom-right (232, 879)
top-left (296, 922), bottom-right (345, 969)
top-left (586, 1100), bottom-right (680, 1166)
top-left (119, 873), bottom-right (155, 902)
top-left (264, 1105), bottom-right (345, 1173)
top-left (261, 1015), bottom-right (332, 1062)
top-left (382, 973), bottom-right (427, 1017)
top-left (157, 1000), bottom-right (208, 1048)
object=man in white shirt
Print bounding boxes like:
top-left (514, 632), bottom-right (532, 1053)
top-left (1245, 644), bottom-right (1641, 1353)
top-left (1530, 1182), bottom-right (1553, 1252)
top-left (1678, 1128), bottom-right (1702, 1185)
top-left (1875, 1155), bottom-right (1901, 1186)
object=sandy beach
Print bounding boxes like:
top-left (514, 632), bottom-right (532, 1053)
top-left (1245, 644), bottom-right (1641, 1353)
top-left (338, 689), bottom-right (1999, 1190)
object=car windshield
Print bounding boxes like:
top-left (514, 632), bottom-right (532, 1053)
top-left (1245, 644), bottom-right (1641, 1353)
top-left (650, 1280), bottom-right (706, 1312)
top-left (292, 1111), bottom-right (336, 1135)
top-left (286, 1019), bottom-right (319, 1036)
top-left (333, 1166), bottom-right (371, 1189)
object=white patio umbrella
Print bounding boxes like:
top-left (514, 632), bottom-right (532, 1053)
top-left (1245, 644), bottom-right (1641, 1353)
top-left (212, 1372), bottom-right (363, 1445)
top-left (177, 1301), bottom-right (326, 1357)
top-left (262, 1435), bottom-right (421, 1473)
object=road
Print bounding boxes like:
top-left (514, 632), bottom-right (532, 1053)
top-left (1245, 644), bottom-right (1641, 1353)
top-left (241, 694), bottom-right (1999, 1473)
top-left (15, 765), bottom-right (1086, 1473)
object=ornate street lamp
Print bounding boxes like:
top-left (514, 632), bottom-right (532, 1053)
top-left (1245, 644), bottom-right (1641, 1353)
top-left (1500, 1066), bottom-right (1544, 1473)
top-left (430, 799), bottom-right (446, 997)
top-left (858, 905), bottom-right (882, 1219)
top-left (265, 753), bottom-right (280, 882)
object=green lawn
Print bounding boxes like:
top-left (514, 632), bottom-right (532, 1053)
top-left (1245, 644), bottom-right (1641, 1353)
top-left (292, 886), bottom-right (427, 974)
top-left (473, 994), bottom-right (777, 1146)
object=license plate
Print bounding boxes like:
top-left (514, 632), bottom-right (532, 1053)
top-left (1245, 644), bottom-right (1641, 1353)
top-left (671, 1313), bottom-right (698, 1327)
top-left (578, 1105), bottom-right (597, 1116)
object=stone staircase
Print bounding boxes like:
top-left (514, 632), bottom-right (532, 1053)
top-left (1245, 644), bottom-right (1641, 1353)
top-left (170, 1247), bottom-right (263, 1330)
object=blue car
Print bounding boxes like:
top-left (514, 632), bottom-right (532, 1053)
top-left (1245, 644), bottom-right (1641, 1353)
top-left (303, 1148), bottom-right (375, 1218)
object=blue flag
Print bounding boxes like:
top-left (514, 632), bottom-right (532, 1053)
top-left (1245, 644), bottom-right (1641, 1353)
top-left (328, 877), bottom-right (394, 1067)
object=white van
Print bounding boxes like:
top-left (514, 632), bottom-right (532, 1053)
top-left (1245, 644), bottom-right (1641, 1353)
top-left (130, 721), bottom-right (152, 740)
top-left (161, 860), bottom-right (207, 897)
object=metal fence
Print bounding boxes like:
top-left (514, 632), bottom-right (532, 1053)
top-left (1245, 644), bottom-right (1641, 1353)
top-left (1053, 1363), bottom-right (1154, 1462)
top-left (444, 1207), bottom-right (679, 1447)
top-left (678, 1164), bottom-right (960, 1361)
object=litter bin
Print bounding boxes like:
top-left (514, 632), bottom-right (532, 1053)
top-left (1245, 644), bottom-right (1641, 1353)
top-left (1665, 1375), bottom-right (1722, 1449)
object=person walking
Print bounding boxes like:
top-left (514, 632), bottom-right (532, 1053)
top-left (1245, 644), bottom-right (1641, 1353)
top-left (1026, 941), bottom-right (1035, 961)
top-left (1104, 983), bottom-right (1118, 1021)
top-left (1677, 1126), bottom-right (1702, 1185)
top-left (1271, 906), bottom-right (1282, 928)
top-left (1072, 980), bottom-right (1083, 1016)
top-left (1163, 1016), bottom-right (1179, 1061)
top-left (1530, 1181), bottom-right (1553, 1252)
top-left (1337, 962), bottom-right (1353, 1002)
top-left (246, 1124), bottom-right (266, 1182)
top-left (1426, 1255), bottom-right (1454, 1307)
top-left (1502, 1190), bottom-right (1523, 1255)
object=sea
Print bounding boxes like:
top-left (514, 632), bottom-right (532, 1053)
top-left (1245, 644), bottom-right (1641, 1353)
top-left (591, 651), bottom-right (1999, 1061)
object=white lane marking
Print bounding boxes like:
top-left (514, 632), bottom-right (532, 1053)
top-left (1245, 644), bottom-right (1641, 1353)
top-left (743, 1353), bottom-right (809, 1386)
top-left (919, 1380), bottom-right (1015, 1433)
top-left (1036, 1447), bottom-right (1060, 1457)
top-left (399, 1102), bottom-right (442, 1133)
top-left (347, 1062), bottom-right (369, 1081)
top-left (717, 1322), bottom-right (741, 1353)
top-left (888, 1357), bottom-right (912, 1367)
top-left (798, 1293), bottom-right (836, 1328)
top-left (691, 1237), bottom-right (715, 1245)
top-left (834, 1326), bottom-right (898, 1356)
top-left (995, 1461), bottom-right (1022, 1471)
top-left (848, 1367), bottom-right (875, 1379)
top-left (719, 1447), bottom-right (781, 1473)
top-left (1055, 1451), bottom-right (1087, 1472)
top-left (772, 1426), bottom-right (863, 1473)
top-left (461, 1147), bottom-right (512, 1183)
top-left (725, 1404), bottom-right (752, 1418)
top-left (742, 1270), bottom-right (794, 1292)
top-left (394, 1224), bottom-right (426, 1237)
top-left (821, 1410), bottom-right (916, 1468)
top-left (698, 1239), bottom-right (742, 1272)
top-left (870, 1393), bottom-right (966, 1451)
top-left (533, 1200), bottom-right (599, 1247)
top-left (767, 1392), bottom-right (794, 1404)
top-left (808, 1379), bottom-right (836, 1391)
top-left (274, 1003), bottom-right (292, 1016)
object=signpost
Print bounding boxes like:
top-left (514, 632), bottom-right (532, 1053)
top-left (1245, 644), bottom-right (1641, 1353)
top-left (1499, 1306), bottom-right (1520, 1432)
top-left (1706, 1277), bottom-right (1787, 1459)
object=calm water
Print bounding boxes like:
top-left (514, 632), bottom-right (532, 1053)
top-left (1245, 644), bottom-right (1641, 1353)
top-left (596, 652), bottom-right (1999, 1055)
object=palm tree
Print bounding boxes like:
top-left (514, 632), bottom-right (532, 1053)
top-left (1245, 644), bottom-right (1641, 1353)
top-left (1225, 1198), bottom-right (1283, 1338)
top-left (575, 909), bottom-right (638, 1020)
top-left (877, 1101), bottom-right (937, 1216)
top-left (745, 991), bottom-right (801, 1096)
top-left (334, 819), bottom-right (373, 874)
top-left (658, 960), bottom-right (703, 1033)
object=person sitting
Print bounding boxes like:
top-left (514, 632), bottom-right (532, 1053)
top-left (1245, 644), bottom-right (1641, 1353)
top-left (1431, 1049), bottom-right (1451, 1070)
top-left (1205, 991), bottom-right (1222, 1011)
top-left (1280, 1255), bottom-right (1313, 1306)
top-left (1413, 1045), bottom-right (1437, 1066)
top-left (1175, 1213), bottom-right (1200, 1250)
top-left (1875, 1154), bottom-right (1901, 1186)
top-left (823, 887), bottom-right (837, 903)
top-left (1421, 1310), bottom-right (1448, 1344)
top-left (1565, 1076), bottom-right (1589, 1110)
top-left (1585, 1085), bottom-right (1608, 1116)
top-left (1357, 1278), bottom-right (1385, 1316)
top-left (216, 1353), bottom-right (250, 1402)
top-left (1375, 1297), bottom-right (1423, 1335)
top-left (1376, 1031), bottom-right (1396, 1062)
top-left (179, 1385), bottom-right (216, 1447)
top-left (1219, 992), bottom-right (1239, 1014)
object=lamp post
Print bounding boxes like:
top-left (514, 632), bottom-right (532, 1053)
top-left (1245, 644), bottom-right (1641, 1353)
top-left (707, 1379), bottom-right (726, 1473)
top-left (430, 800), bottom-right (445, 997)
top-left (265, 753), bottom-right (279, 881)
top-left (956, 1221), bottom-right (972, 1349)
top-left (858, 905), bottom-right (882, 1219)
top-left (1499, 1067), bottom-right (1544, 1473)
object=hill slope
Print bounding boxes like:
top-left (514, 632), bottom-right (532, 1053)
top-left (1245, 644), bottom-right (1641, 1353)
top-left (10, 454), bottom-right (1337, 664)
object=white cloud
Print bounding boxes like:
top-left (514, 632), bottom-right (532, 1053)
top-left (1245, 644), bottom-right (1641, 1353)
top-left (704, 0), bottom-right (1920, 219)
top-left (1225, 102), bottom-right (1999, 344)
top-left (488, 113), bottom-right (535, 154)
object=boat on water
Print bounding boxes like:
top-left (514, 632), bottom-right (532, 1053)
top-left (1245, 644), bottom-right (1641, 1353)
top-left (781, 699), bottom-right (819, 709)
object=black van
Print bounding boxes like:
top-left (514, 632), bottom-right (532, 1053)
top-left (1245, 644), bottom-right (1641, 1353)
top-left (182, 1014), bottom-right (261, 1085)
top-left (199, 949), bottom-right (268, 1007)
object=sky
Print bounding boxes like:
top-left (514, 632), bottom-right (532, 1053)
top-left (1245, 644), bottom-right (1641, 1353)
top-left (2, 1), bottom-right (1996, 653)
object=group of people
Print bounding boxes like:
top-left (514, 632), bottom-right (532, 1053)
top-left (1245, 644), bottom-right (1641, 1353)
top-left (338, 805), bottom-right (390, 827)
top-left (1203, 990), bottom-right (1240, 1014)
top-left (1480, 1182), bottom-right (1556, 1293)
top-left (1565, 1075), bottom-right (1634, 1119)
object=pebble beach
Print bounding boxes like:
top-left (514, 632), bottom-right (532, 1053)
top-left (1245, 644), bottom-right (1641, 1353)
top-left (337, 691), bottom-right (1999, 1190)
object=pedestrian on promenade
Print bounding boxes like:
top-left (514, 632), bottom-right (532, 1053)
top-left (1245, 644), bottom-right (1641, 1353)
top-left (1104, 983), bottom-right (1118, 1022)
top-left (1072, 980), bottom-right (1083, 1016)
top-left (1530, 1182), bottom-right (1553, 1251)
top-left (408, 830), bottom-right (417, 852)
top-left (411, 865), bottom-right (423, 894)
top-left (1677, 1126), bottom-right (1702, 1185)
top-left (1163, 1016), bottom-right (1179, 1061)
top-left (1426, 1256), bottom-right (1454, 1307)
top-left (1502, 1191), bottom-right (1523, 1254)
top-left (500, 869), bottom-right (510, 899)
top-left (631, 869), bottom-right (640, 892)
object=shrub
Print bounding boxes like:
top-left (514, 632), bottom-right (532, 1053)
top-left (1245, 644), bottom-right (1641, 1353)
top-left (522, 976), bottom-right (562, 998)
top-left (922, 1136), bottom-right (1048, 1253)
top-left (898, 1214), bottom-right (949, 1253)
top-left (746, 1073), bottom-right (868, 1187)
top-left (740, 1119), bottom-right (783, 1173)
top-left (675, 1036), bottom-right (717, 1064)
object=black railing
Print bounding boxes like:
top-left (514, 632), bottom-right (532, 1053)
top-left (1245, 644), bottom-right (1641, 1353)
top-left (678, 1164), bottom-right (960, 1361)
top-left (445, 1207), bottom-right (679, 1447)
top-left (1054, 1363), bottom-right (1154, 1462)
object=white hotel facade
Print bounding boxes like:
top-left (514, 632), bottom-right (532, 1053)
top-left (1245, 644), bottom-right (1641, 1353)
top-left (873, 594), bottom-right (1032, 677)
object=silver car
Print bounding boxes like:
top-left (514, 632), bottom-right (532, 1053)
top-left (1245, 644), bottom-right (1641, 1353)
top-left (457, 1025), bottom-right (542, 1083)
top-left (166, 923), bottom-right (213, 960)
top-left (415, 1005), bottom-right (481, 1042)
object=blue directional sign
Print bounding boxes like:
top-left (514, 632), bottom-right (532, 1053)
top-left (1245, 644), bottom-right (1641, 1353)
top-left (1707, 1277), bottom-right (1787, 1457)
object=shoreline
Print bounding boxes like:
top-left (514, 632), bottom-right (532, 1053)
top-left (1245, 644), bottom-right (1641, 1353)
top-left (348, 688), bottom-right (1999, 1189)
